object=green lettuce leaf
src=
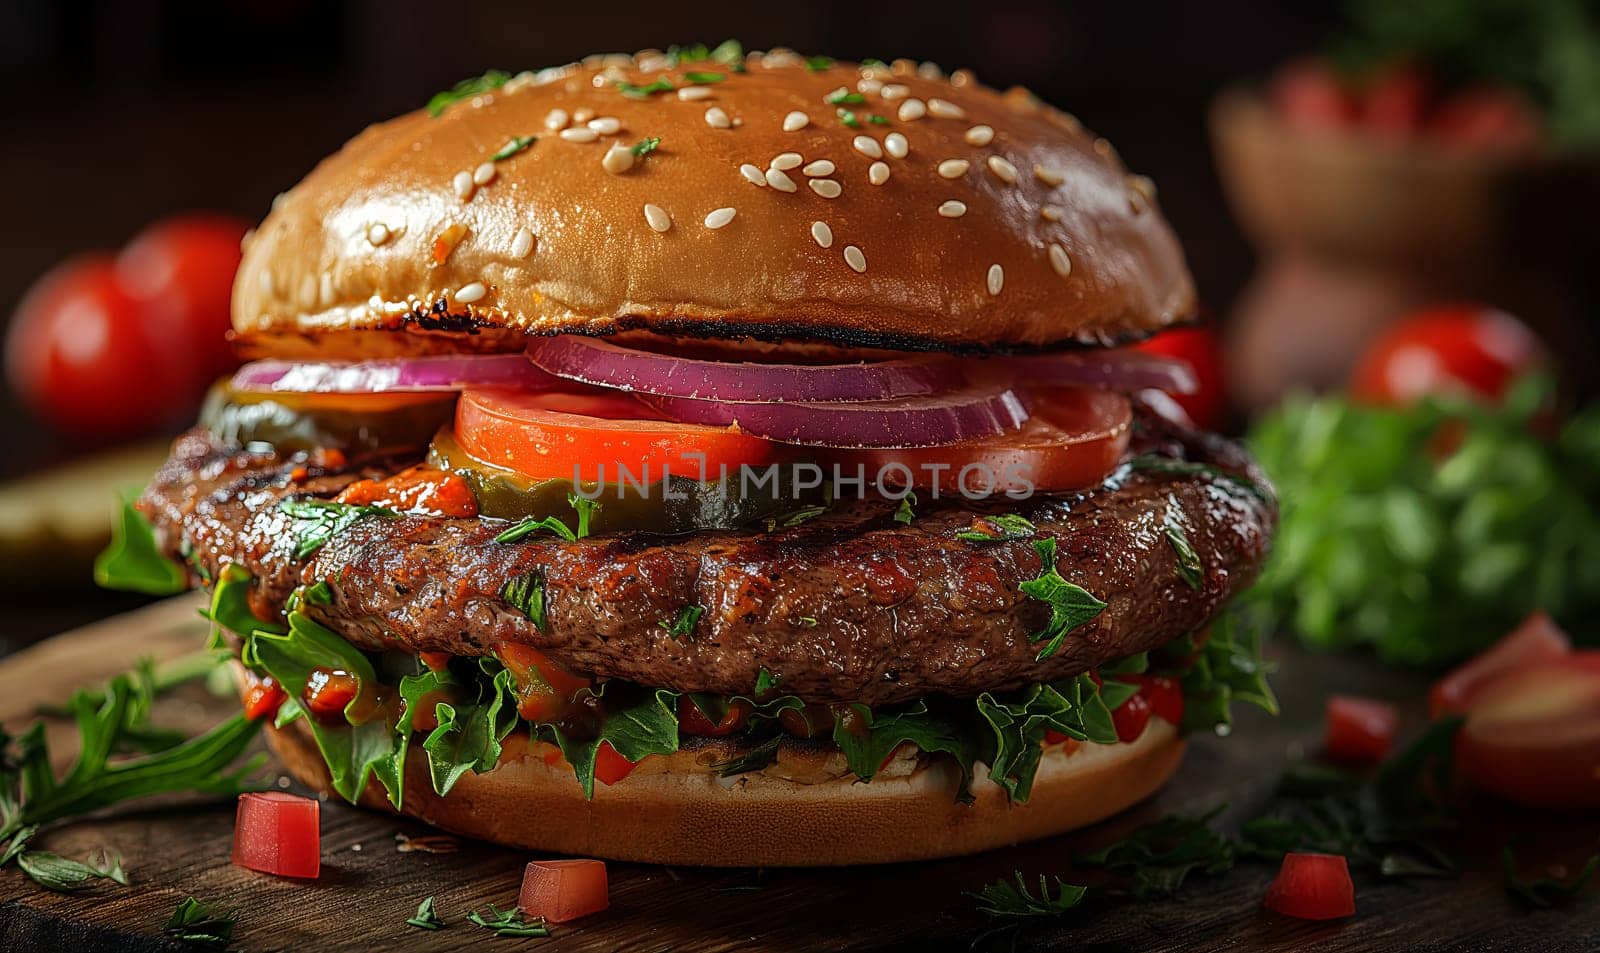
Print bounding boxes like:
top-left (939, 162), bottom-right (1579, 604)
top-left (94, 495), bottom-right (186, 595)
top-left (831, 700), bottom-right (979, 802)
top-left (548, 684), bottom-right (681, 798)
top-left (405, 662), bottom-right (518, 797)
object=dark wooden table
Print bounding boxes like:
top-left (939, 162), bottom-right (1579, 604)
top-left (0, 597), bottom-right (1593, 952)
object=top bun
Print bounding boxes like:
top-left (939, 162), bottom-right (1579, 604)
top-left (233, 47), bottom-right (1195, 359)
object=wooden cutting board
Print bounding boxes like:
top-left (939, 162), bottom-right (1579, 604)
top-left (0, 597), bottom-right (1594, 952)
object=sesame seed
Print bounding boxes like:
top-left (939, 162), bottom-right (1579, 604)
top-left (1093, 137), bottom-right (1114, 158)
top-left (987, 155), bottom-right (1019, 184)
top-left (883, 132), bottom-right (909, 158)
top-left (456, 282), bottom-right (487, 303)
top-left (771, 152), bottom-right (803, 171)
top-left (319, 272), bottom-right (335, 307)
top-left (852, 135), bottom-right (883, 159)
top-left (919, 62), bottom-right (943, 80)
top-left (544, 109), bottom-right (569, 131)
top-left (825, 85), bottom-right (850, 103)
top-left (937, 158), bottom-right (970, 179)
top-left (643, 204), bottom-right (672, 233)
top-left (473, 162), bottom-right (496, 186)
top-left (740, 163), bottom-right (768, 186)
top-left (811, 221), bottom-right (833, 248)
top-left (1128, 174), bottom-right (1157, 202)
top-left (987, 264), bottom-right (1004, 296)
top-left (704, 207), bottom-right (737, 229)
top-left (573, 107), bottom-right (595, 124)
top-left (297, 274), bottom-right (316, 308)
top-left (928, 98), bottom-right (965, 119)
top-left (952, 68), bottom-right (975, 87)
top-left (857, 78), bottom-right (883, 95)
top-left (964, 124), bottom-right (994, 146)
top-left (258, 269), bottom-right (274, 295)
top-left (868, 161), bottom-right (890, 185)
top-left (601, 142), bottom-right (635, 174)
top-left (1048, 243), bottom-right (1072, 277)
top-left (677, 86), bottom-right (713, 101)
top-left (898, 98), bottom-right (927, 121)
top-left (511, 227), bottom-right (535, 258)
top-left (587, 116), bottom-right (622, 135)
top-left (802, 159), bottom-right (835, 177)
top-left (843, 245), bottom-right (867, 273)
top-left (1034, 164), bottom-right (1066, 186)
top-left (1040, 205), bottom-right (1063, 221)
top-left (453, 170), bottom-right (475, 200)
top-left (559, 127), bottom-right (598, 143)
top-left (938, 200), bottom-right (967, 218)
top-left (783, 111), bottom-right (810, 132)
top-left (366, 223), bottom-right (391, 246)
top-left (810, 178), bottom-right (842, 198)
top-left (881, 84), bottom-right (910, 100)
top-left (765, 167), bottom-right (798, 192)
top-left (705, 107), bottom-right (732, 129)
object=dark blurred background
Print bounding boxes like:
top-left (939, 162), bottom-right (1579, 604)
top-left (0, 0), bottom-right (1347, 474)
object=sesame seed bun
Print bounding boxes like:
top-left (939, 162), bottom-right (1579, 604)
top-left (234, 50), bottom-right (1195, 360)
top-left (265, 715), bottom-right (1184, 866)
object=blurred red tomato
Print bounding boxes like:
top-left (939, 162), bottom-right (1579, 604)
top-left (4, 256), bottom-right (191, 437)
top-left (1132, 325), bottom-right (1224, 429)
top-left (1453, 654), bottom-right (1600, 810)
top-left (1270, 58), bottom-right (1357, 133)
top-left (1429, 88), bottom-right (1541, 153)
top-left (1349, 304), bottom-right (1544, 406)
top-left (116, 214), bottom-right (249, 388)
top-left (1360, 63), bottom-right (1433, 139)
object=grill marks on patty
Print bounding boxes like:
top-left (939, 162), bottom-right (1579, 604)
top-left (143, 410), bottom-right (1274, 706)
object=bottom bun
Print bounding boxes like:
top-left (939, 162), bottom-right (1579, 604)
top-left (266, 718), bottom-right (1184, 867)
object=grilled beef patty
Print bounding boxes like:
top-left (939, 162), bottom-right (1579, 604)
top-left (142, 404), bottom-right (1274, 706)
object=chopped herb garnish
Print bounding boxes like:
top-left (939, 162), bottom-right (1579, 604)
top-left (836, 108), bottom-right (861, 128)
top-left (427, 70), bottom-right (512, 117)
top-left (1018, 537), bottom-right (1107, 661)
top-left (713, 735), bottom-right (782, 777)
top-left (867, 114), bottom-right (889, 125)
top-left (682, 71), bottom-right (726, 84)
top-left (278, 499), bottom-right (398, 560)
top-left (893, 492), bottom-right (917, 525)
top-left (826, 90), bottom-right (866, 105)
top-left (957, 514), bottom-right (1036, 543)
top-left (709, 39), bottom-right (744, 67)
top-left (491, 135), bottom-right (536, 161)
top-left (617, 78), bottom-right (675, 98)
top-left (805, 55), bottom-right (834, 71)
top-left (95, 494), bottom-right (187, 595)
top-left (16, 848), bottom-right (127, 892)
top-left (797, 616), bottom-right (818, 627)
top-left (754, 667), bottom-right (783, 697)
top-left (497, 494), bottom-right (597, 543)
top-left (661, 605), bottom-right (704, 640)
top-left (1165, 520), bottom-right (1204, 590)
top-left (568, 493), bottom-right (600, 537)
top-left (1075, 805), bottom-right (1235, 897)
top-left (1127, 454), bottom-right (1271, 502)
top-left (1503, 843), bottom-right (1599, 908)
top-left (971, 872), bottom-right (1088, 918)
top-left (630, 136), bottom-right (662, 157)
top-left (770, 504), bottom-right (827, 529)
top-left (163, 896), bottom-right (236, 949)
top-left (407, 896), bottom-right (447, 930)
top-left (467, 905), bottom-right (549, 938)
top-left (502, 571), bottom-right (547, 631)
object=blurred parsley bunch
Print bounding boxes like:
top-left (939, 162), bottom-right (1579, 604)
top-left (1246, 376), bottom-right (1600, 664)
top-left (1335, 0), bottom-right (1600, 149)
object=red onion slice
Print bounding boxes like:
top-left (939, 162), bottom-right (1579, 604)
top-left (640, 377), bottom-right (1032, 448)
top-left (994, 349), bottom-right (1197, 394)
top-left (525, 335), bottom-right (962, 403)
top-left (232, 354), bottom-right (561, 394)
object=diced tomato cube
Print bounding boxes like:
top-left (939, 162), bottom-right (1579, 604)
top-left (1264, 852), bottom-right (1355, 920)
top-left (1112, 690), bottom-right (1153, 744)
top-left (233, 791), bottom-right (320, 878)
top-left (594, 742), bottom-right (637, 786)
top-left (240, 670), bottom-right (286, 722)
top-left (520, 858), bottom-right (609, 923)
top-left (1324, 695), bottom-right (1399, 763)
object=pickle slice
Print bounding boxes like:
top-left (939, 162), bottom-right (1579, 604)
top-left (200, 382), bottom-right (456, 455)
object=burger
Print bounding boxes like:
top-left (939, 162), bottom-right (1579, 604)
top-left (127, 44), bottom-right (1276, 866)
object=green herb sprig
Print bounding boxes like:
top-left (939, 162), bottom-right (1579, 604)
top-left (1019, 537), bottom-right (1108, 660)
top-left (163, 896), bottom-right (236, 949)
top-left (971, 872), bottom-right (1088, 918)
top-left (278, 499), bottom-right (398, 560)
top-left (427, 70), bottom-right (512, 117)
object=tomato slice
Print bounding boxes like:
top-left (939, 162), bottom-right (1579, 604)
top-left (233, 792), bottom-right (320, 878)
top-left (826, 386), bottom-right (1131, 494)
top-left (456, 387), bottom-right (778, 483)
top-left (1142, 676), bottom-right (1185, 726)
top-left (594, 741), bottom-right (638, 786)
top-left (1430, 611), bottom-right (1572, 718)
top-left (1454, 654), bottom-right (1600, 810)
top-left (1263, 852), bottom-right (1355, 920)
top-left (520, 859), bottom-right (610, 923)
top-left (1112, 689), bottom-right (1154, 743)
top-left (1324, 695), bottom-right (1399, 763)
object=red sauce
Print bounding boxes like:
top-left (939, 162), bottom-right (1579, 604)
top-left (241, 670), bottom-right (287, 722)
top-left (679, 698), bottom-right (752, 737)
top-left (497, 643), bottom-right (591, 722)
top-left (335, 466), bottom-right (478, 518)
top-left (303, 667), bottom-right (361, 720)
